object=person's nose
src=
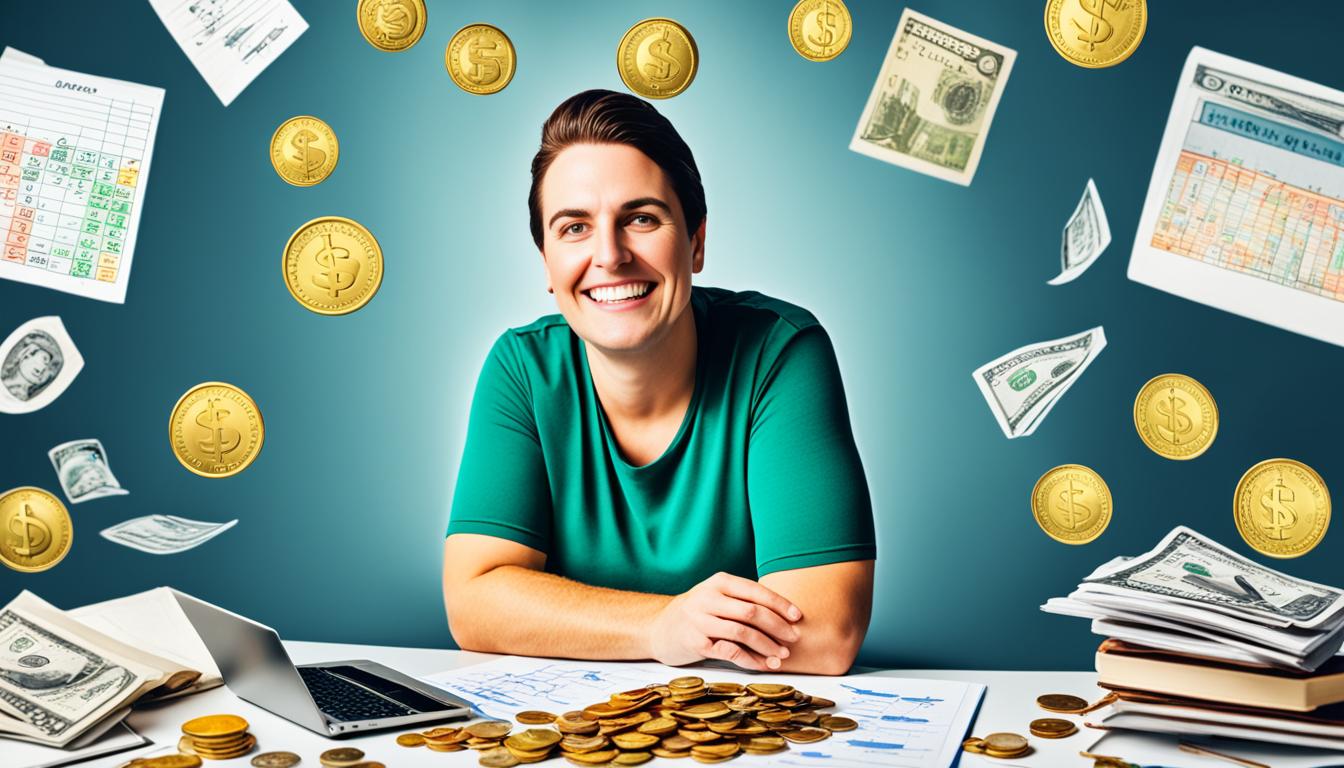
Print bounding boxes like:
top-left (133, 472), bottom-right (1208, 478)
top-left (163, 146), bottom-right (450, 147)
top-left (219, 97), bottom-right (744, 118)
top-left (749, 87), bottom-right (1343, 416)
top-left (591, 217), bottom-right (631, 271)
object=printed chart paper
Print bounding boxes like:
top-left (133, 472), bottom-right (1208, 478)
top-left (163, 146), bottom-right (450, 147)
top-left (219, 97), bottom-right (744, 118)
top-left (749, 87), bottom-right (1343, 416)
top-left (425, 656), bottom-right (984, 768)
top-left (0, 49), bottom-right (163, 303)
top-left (1130, 47), bottom-right (1344, 347)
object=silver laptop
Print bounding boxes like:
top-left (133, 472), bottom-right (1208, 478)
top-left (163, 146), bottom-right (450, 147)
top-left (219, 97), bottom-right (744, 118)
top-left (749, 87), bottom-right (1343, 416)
top-left (171, 590), bottom-right (473, 738)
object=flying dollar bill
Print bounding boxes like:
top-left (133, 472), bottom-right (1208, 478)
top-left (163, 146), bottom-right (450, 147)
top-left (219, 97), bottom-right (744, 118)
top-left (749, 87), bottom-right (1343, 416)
top-left (99, 515), bottom-right (237, 555)
top-left (972, 326), bottom-right (1107, 438)
top-left (48, 439), bottom-right (129, 504)
top-left (849, 8), bottom-right (1016, 185)
top-left (1049, 178), bottom-right (1111, 285)
top-left (0, 316), bottom-right (83, 414)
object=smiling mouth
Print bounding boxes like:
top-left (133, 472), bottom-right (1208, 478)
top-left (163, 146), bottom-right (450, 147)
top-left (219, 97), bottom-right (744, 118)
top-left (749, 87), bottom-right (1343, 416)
top-left (584, 282), bottom-right (655, 304)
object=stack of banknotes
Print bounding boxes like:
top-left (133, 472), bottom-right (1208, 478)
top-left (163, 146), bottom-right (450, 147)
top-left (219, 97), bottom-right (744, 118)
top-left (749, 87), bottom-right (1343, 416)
top-left (1041, 526), bottom-right (1344, 672)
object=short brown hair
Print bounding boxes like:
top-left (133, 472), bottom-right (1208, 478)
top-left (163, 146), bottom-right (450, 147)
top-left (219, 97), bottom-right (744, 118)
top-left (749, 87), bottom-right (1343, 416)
top-left (529, 89), bottom-right (706, 248)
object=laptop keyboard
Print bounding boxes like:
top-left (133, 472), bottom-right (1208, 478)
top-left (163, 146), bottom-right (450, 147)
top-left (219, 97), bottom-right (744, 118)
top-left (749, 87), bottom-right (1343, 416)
top-left (298, 666), bottom-right (415, 722)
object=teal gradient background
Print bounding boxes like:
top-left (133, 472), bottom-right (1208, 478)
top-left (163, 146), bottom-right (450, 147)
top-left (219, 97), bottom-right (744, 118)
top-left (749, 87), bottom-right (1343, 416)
top-left (2, 0), bottom-right (1343, 670)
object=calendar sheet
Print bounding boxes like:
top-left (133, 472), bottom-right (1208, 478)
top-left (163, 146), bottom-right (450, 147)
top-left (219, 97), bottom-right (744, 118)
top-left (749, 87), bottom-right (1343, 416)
top-left (0, 49), bottom-right (164, 304)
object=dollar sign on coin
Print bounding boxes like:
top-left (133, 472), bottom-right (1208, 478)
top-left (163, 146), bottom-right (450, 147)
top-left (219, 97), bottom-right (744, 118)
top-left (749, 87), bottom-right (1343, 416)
top-left (808, 3), bottom-right (838, 49)
top-left (357, 0), bottom-right (426, 52)
top-left (11, 502), bottom-right (50, 556)
top-left (1056, 478), bottom-right (1092, 530)
top-left (1072, 0), bottom-right (1116, 50)
top-left (290, 129), bottom-right (326, 178)
top-left (1155, 389), bottom-right (1193, 445)
top-left (644, 30), bottom-right (680, 84)
top-left (311, 233), bottom-right (359, 298)
top-left (1260, 472), bottom-right (1298, 540)
top-left (195, 398), bottom-right (242, 461)
top-left (467, 36), bottom-right (503, 84)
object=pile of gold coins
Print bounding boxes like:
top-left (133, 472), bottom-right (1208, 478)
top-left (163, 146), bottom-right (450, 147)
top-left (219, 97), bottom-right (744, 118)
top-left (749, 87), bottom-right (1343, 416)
top-left (178, 714), bottom-right (255, 760)
top-left (961, 732), bottom-right (1030, 760)
top-left (397, 676), bottom-right (856, 765)
top-left (961, 692), bottom-right (1106, 761)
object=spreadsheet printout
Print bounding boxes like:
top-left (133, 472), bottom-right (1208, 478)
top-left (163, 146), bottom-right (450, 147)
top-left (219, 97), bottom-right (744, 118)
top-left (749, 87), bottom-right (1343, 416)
top-left (0, 49), bottom-right (164, 304)
top-left (1130, 47), bottom-right (1344, 347)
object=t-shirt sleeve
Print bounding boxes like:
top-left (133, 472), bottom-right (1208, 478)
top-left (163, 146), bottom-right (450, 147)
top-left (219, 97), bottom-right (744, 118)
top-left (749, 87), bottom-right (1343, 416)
top-left (445, 332), bottom-right (553, 554)
top-left (747, 324), bottom-right (877, 576)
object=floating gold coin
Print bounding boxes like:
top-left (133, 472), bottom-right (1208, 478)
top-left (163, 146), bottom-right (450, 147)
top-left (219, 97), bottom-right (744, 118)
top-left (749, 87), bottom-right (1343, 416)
top-left (1036, 693), bottom-right (1088, 713)
top-left (282, 216), bottom-right (384, 315)
top-left (1029, 717), bottom-right (1077, 738)
top-left (1134, 373), bottom-right (1218, 460)
top-left (169, 382), bottom-right (264, 478)
top-left (0, 487), bottom-right (72, 573)
top-left (617, 18), bottom-right (698, 99)
top-left (787, 0), bottom-right (852, 61)
top-left (1044, 0), bottom-right (1146, 68)
top-left (357, 0), bottom-right (426, 52)
top-left (1234, 458), bottom-right (1331, 558)
top-left (1032, 464), bottom-right (1112, 544)
top-left (445, 24), bottom-right (517, 95)
top-left (270, 116), bottom-right (339, 187)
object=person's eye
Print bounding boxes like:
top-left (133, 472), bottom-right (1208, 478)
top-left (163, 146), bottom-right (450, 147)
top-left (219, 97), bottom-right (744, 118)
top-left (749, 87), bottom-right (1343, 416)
top-left (629, 213), bottom-right (657, 227)
top-left (562, 222), bottom-right (588, 236)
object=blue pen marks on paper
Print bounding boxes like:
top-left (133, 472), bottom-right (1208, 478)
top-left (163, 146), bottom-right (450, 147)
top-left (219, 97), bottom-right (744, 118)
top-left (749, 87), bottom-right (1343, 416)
top-left (881, 715), bottom-right (929, 723)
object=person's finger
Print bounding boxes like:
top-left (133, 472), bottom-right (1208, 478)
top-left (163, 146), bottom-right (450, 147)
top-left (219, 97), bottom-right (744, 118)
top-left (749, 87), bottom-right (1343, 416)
top-left (710, 594), bottom-right (799, 644)
top-left (700, 616), bottom-right (791, 661)
top-left (702, 638), bottom-right (772, 672)
top-left (711, 572), bottom-right (803, 623)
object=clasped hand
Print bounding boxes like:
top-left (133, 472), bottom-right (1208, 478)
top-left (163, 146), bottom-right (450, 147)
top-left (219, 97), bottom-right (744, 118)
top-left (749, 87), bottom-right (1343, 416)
top-left (647, 572), bottom-right (802, 672)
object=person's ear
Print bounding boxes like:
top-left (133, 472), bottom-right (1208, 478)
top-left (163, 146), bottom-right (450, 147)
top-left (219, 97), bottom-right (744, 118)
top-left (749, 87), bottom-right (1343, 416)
top-left (691, 217), bottom-right (706, 274)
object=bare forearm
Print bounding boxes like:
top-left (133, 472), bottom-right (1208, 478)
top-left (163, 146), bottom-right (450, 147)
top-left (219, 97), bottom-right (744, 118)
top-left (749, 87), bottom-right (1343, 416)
top-left (447, 565), bottom-right (672, 660)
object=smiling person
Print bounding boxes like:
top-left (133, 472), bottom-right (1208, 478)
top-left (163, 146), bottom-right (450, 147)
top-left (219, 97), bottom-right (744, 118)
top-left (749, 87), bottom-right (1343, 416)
top-left (442, 89), bottom-right (876, 675)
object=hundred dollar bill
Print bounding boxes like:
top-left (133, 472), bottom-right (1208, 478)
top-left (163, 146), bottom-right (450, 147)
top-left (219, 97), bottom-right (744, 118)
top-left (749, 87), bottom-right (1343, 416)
top-left (849, 8), bottom-right (1016, 185)
top-left (0, 316), bottom-right (83, 414)
top-left (972, 326), bottom-right (1106, 438)
top-left (1049, 178), bottom-right (1111, 285)
top-left (0, 591), bottom-right (191, 747)
top-left (1082, 526), bottom-right (1344, 631)
top-left (48, 439), bottom-right (129, 504)
top-left (99, 515), bottom-right (237, 555)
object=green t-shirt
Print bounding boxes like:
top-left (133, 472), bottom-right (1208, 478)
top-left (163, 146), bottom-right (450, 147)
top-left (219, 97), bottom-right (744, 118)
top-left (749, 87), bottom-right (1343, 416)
top-left (446, 285), bottom-right (876, 595)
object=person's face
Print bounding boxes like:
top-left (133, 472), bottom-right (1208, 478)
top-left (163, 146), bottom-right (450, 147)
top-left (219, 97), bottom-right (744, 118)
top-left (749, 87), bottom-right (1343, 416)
top-left (18, 348), bottom-right (53, 385)
top-left (539, 143), bottom-right (704, 354)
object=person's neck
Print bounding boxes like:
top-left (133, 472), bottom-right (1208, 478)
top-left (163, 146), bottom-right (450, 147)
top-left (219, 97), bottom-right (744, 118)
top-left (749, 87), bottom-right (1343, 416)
top-left (584, 305), bottom-right (697, 425)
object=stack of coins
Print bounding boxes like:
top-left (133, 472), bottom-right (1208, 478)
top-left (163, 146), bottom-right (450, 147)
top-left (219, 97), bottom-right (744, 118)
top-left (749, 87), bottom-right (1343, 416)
top-left (1029, 717), bottom-right (1077, 739)
top-left (179, 715), bottom-right (255, 760)
top-left (962, 732), bottom-right (1030, 759)
top-left (396, 676), bottom-right (857, 765)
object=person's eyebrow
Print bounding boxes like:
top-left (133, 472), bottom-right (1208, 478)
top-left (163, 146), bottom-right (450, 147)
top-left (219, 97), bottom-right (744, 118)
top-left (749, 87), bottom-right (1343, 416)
top-left (547, 197), bottom-right (674, 229)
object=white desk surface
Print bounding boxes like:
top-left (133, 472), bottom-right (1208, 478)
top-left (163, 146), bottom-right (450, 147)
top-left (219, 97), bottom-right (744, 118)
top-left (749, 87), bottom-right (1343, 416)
top-left (97, 642), bottom-right (1110, 768)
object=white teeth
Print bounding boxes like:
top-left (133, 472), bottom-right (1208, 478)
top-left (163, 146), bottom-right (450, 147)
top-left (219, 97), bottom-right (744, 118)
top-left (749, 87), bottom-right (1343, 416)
top-left (588, 282), bottom-right (651, 302)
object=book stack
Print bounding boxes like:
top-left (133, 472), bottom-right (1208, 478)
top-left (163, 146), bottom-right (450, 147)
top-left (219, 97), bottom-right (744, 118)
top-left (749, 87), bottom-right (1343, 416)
top-left (1042, 526), bottom-right (1344, 750)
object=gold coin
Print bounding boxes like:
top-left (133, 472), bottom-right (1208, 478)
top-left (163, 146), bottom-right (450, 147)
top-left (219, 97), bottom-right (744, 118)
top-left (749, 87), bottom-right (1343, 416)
top-left (517, 710), bottom-right (558, 725)
top-left (1134, 373), bottom-right (1218, 460)
top-left (357, 0), bottom-right (426, 52)
top-left (787, 0), bottom-right (852, 61)
top-left (467, 721), bottom-right (515, 739)
top-left (318, 748), bottom-right (364, 767)
top-left (1044, 0), bottom-right (1146, 68)
top-left (1234, 458), bottom-right (1331, 558)
top-left (127, 755), bottom-right (204, 768)
top-left (480, 747), bottom-right (521, 768)
top-left (617, 18), bottom-right (698, 99)
top-left (0, 487), bottom-right (72, 573)
top-left (984, 732), bottom-right (1029, 753)
top-left (445, 24), bottom-right (517, 95)
top-left (819, 715), bottom-right (856, 731)
top-left (169, 382), bottom-right (264, 478)
top-left (613, 752), bottom-right (652, 765)
top-left (961, 737), bottom-right (986, 754)
top-left (397, 732), bottom-right (426, 747)
top-left (251, 753), bottom-right (301, 768)
top-left (1032, 464), bottom-right (1112, 545)
top-left (182, 714), bottom-right (249, 738)
top-left (282, 216), bottom-right (384, 315)
top-left (1036, 693), bottom-right (1088, 713)
top-left (270, 116), bottom-right (339, 187)
top-left (1028, 717), bottom-right (1077, 738)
